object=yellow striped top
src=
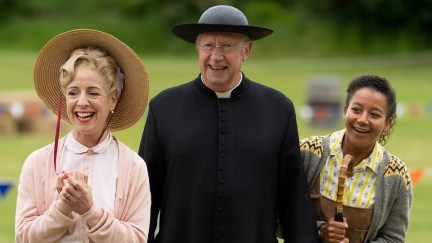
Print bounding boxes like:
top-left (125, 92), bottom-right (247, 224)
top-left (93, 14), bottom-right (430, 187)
top-left (319, 129), bottom-right (383, 208)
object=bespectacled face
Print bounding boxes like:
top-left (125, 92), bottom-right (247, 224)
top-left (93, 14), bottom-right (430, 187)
top-left (66, 66), bottom-right (117, 147)
top-left (196, 32), bottom-right (251, 92)
top-left (343, 88), bottom-right (392, 156)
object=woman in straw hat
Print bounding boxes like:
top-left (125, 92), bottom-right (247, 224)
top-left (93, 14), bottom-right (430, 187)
top-left (15, 29), bottom-right (151, 243)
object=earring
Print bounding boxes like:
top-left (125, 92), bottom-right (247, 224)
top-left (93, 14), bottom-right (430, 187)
top-left (110, 110), bottom-right (114, 114)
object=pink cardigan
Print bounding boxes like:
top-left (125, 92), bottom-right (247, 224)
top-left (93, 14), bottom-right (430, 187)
top-left (15, 136), bottom-right (151, 243)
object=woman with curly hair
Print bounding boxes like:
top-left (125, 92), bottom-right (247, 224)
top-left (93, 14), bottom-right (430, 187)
top-left (301, 75), bottom-right (412, 243)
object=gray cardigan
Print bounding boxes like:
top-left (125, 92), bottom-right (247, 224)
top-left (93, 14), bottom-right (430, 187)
top-left (301, 134), bottom-right (413, 243)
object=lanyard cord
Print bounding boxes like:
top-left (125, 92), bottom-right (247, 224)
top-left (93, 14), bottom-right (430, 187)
top-left (53, 98), bottom-right (62, 173)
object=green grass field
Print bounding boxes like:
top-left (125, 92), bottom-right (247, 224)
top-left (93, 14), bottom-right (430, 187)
top-left (1, 50), bottom-right (431, 242)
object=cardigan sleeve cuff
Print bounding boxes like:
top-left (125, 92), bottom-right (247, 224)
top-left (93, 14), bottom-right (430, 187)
top-left (55, 200), bottom-right (73, 217)
top-left (81, 204), bottom-right (104, 228)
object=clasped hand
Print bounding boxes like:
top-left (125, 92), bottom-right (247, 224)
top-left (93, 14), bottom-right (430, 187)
top-left (320, 218), bottom-right (349, 243)
top-left (56, 171), bottom-right (93, 215)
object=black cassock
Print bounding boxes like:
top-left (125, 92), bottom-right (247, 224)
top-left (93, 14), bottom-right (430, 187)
top-left (139, 74), bottom-right (318, 243)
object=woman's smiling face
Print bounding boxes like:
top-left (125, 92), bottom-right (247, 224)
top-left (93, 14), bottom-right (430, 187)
top-left (343, 87), bottom-right (392, 155)
top-left (66, 66), bottom-right (117, 145)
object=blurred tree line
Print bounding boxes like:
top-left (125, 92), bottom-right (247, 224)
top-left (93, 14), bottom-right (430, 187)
top-left (0, 0), bottom-right (431, 57)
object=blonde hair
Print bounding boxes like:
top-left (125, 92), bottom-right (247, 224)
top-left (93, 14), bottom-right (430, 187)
top-left (59, 46), bottom-right (119, 95)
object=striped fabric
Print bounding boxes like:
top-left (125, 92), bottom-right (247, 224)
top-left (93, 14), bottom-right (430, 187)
top-left (319, 129), bottom-right (383, 208)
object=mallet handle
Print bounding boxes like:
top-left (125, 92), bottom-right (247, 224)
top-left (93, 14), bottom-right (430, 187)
top-left (334, 154), bottom-right (354, 222)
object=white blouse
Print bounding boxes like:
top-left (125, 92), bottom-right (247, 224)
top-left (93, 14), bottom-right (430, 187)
top-left (58, 131), bottom-right (119, 242)
top-left (320, 129), bottom-right (382, 208)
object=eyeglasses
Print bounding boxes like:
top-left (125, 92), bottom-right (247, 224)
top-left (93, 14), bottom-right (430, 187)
top-left (198, 42), bottom-right (242, 54)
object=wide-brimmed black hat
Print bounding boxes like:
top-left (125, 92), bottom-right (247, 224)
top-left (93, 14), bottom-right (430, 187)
top-left (173, 5), bottom-right (273, 43)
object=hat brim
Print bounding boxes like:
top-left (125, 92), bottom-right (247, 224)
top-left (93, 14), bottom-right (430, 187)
top-left (34, 29), bottom-right (149, 132)
top-left (172, 24), bottom-right (273, 43)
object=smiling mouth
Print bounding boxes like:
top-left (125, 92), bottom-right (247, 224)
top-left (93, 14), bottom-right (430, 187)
top-left (353, 127), bottom-right (369, 133)
top-left (76, 112), bottom-right (94, 121)
top-left (209, 65), bottom-right (226, 70)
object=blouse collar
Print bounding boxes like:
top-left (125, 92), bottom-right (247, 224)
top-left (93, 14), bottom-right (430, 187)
top-left (329, 129), bottom-right (383, 173)
top-left (64, 131), bottom-right (114, 155)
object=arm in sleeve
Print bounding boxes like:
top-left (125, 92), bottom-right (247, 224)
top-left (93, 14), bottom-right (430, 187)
top-left (15, 152), bottom-right (74, 243)
top-left (278, 103), bottom-right (319, 243)
top-left (370, 172), bottom-right (413, 243)
top-left (138, 104), bottom-right (165, 243)
top-left (83, 154), bottom-right (151, 242)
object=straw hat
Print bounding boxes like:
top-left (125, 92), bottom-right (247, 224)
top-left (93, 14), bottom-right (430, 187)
top-left (34, 29), bottom-right (149, 132)
top-left (172, 5), bottom-right (273, 43)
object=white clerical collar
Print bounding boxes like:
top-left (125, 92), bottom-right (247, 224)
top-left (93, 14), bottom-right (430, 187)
top-left (201, 73), bottom-right (243, 98)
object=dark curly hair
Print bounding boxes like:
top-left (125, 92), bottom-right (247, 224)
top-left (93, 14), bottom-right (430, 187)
top-left (345, 75), bottom-right (397, 145)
